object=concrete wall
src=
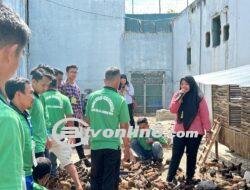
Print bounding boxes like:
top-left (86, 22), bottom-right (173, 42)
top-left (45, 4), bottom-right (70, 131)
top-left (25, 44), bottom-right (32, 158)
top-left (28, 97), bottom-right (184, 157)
top-left (3, 0), bottom-right (29, 77)
top-left (122, 32), bottom-right (173, 106)
top-left (172, 0), bottom-right (250, 115)
top-left (28, 0), bottom-right (125, 90)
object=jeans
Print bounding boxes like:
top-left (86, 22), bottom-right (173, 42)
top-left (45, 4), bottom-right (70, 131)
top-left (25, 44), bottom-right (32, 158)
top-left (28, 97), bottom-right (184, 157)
top-left (128, 103), bottom-right (135, 127)
top-left (25, 175), bottom-right (34, 190)
top-left (131, 139), bottom-right (163, 160)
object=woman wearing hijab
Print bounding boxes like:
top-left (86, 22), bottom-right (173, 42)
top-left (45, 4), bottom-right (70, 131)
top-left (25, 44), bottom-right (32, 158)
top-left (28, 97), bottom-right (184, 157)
top-left (118, 74), bottom-right (135, 127)
top-left (167, 76), bottom-right (212, 185)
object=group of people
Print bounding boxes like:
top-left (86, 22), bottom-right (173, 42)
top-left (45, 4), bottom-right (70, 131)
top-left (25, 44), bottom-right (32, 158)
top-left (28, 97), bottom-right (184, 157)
top-left (0, 3), bottom-right (213, 190)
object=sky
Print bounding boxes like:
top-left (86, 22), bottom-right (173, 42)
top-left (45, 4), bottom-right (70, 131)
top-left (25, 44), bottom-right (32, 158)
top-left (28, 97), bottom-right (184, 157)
top-left (125, 0), bottom-right (196, 14)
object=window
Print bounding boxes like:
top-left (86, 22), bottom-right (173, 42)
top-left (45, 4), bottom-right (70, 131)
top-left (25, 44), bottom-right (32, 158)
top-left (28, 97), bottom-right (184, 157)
top-left (187, 47), bottom-right (191, 65)
top-left (205, 32), bottom-right (210, 47)
top-left (223, 24), bottom-right (229, 41)
top-left (212, 15), bottom-right (221, 47)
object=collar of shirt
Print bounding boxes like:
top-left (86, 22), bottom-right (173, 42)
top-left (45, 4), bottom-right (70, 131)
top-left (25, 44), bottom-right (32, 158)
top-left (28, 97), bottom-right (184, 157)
top-left (33, 92), bottom-right (39, 98)
top-left (64, 80), bottom-right (76, 86)
top-left (10, 102), bottom-right (29, 119)
top-left (104, 86), bottom-right (118, 93)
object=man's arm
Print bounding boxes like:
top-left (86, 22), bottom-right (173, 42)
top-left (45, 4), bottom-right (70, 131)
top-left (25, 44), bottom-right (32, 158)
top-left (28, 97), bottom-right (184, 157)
top-left (120, 122), bottom-right (130, 148)
top-left (120, 122), bottom-right (130, 161)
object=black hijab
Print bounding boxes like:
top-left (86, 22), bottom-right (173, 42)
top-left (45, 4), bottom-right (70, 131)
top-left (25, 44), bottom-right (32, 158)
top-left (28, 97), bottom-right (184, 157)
top-left (177, 76), bottom-right (204, 131)
top-left (118, 74), bottom-right (130, 90)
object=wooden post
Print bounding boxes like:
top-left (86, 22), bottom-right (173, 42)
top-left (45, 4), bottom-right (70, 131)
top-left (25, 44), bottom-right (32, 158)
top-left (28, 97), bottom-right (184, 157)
top-left (132, 0), bottom-right (134, 14)
top-left (215, 140), bottom-right (219, 159)
top-left (159, 0), bottom-right (161, 13)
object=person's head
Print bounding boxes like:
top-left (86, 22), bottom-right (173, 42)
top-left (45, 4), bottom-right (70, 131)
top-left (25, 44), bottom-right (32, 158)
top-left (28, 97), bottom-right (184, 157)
top-left (30, 69), bottom-right (52, 94)
top-left (120, 74), bottom-right (129, 86)
top-left (32, 157), bottom-right (51, 186)
top-left (66, 65), bottom-right (78, 82)
top-left (179, 76), bottom-right (201, 95)
top-left (5, 78), bottom-right (34, 110)
top-left (36, 64), bottom-right (55, 76)
top-left (0, 4), bottom-right (30, 85)
top-left (104, 67), bottom-right (121, 89)
top-left (54, 68), bottom-right (63, 87)
top-left (137, 117), bottom-right (149, 129)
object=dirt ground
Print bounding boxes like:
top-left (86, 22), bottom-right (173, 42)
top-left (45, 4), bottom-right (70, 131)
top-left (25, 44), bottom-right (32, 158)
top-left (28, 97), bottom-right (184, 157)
top-left (65, 116), bottom-right (249, 189)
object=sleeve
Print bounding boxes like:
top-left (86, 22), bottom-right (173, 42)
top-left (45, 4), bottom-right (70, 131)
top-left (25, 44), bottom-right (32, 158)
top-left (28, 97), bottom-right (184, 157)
top-left (63, 96), bottom-right (74, 116)
top-left (199, 98), bottom-right (212, 132)
top-left (40, 95), bottom-right (50, 129)
top-left (40, 95), bottom-right (49, 123)
top-left (119, 99), bottom-right (130, 123)
top-left (85, 96), bottom-right (91, 119)
top-left (128, 83), bottom-right (134, 96)
top-left (169, 92), bottom-right (181, 114)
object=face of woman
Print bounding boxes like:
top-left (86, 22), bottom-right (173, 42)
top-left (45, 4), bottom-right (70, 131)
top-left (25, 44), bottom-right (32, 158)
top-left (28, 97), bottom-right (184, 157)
top-left (180, 80), bottom-right (190, 93)
top-left (120, 78), bottom-right (126, 85)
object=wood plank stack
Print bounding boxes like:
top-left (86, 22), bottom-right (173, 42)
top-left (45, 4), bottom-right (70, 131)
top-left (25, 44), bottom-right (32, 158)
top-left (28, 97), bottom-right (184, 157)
top-left (229, 85), bottom-right (241, 127)
top-left (212, 85), bottom-right (229, 129)
top-left (212, 85), bottom-right (250, 160)
top-left (241, 87), bottom-right (250, 135)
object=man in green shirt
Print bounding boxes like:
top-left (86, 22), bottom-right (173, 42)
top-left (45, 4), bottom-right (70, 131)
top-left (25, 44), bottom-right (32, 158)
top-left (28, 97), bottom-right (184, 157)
top-left (0, 3), bottom-right (30, 189)
top-left (131, 117), bottom-right (167, 163)
top-left (85, 67), bottom-right (131, 190)
top-left (41, 78), bottom-right (83, 190)
top-left (29, 68), bottom-right (52, 157)
top-left (5, 78), bottom-right (41, 190)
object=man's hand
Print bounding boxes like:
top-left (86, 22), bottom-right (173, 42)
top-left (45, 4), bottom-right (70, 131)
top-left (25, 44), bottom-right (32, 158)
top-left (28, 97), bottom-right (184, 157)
top-left (46, 138), bottom-right (53, 149)
top-left (69, 138), bottom-right (76, 144)
top-left (123, 146), bottom-right (130, 162)
top-left (147, 138), bottom-right (154, 144)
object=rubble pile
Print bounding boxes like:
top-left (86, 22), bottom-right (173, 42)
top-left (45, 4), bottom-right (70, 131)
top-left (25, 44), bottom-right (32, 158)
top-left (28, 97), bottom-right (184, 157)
top-left (45, 159), bottom-right (249, 190)
top-left (119, 160), bottom-right (169, 190)
top-left (46, 161), bottom-right (91, 190)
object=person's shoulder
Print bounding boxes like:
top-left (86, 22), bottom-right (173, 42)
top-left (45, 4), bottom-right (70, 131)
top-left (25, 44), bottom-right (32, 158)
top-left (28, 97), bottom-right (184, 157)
top-left (60, 91), bottom-right (71, 102)
top-left (41, 90), bottom-right (50, 97)
top-left (0, 102), bottom-right (21, 125)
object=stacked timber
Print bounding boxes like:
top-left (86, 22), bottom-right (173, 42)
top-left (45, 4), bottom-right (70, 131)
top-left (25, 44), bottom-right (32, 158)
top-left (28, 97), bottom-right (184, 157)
top-left (241, 87), bottom-right (250, 134)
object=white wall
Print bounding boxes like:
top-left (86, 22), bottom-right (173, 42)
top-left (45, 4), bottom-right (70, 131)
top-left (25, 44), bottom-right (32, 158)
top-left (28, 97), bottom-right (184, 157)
top-left (3, 0), bottom-right (29, 77)
top-left (28, 0), bottom-right (125, 90)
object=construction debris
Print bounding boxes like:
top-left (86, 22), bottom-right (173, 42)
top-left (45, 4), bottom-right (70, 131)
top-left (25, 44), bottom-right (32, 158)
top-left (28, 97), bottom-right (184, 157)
top-left (45, 157), bottom-right (249, 190)
top-left (156, 109), bottom-right (175, 121)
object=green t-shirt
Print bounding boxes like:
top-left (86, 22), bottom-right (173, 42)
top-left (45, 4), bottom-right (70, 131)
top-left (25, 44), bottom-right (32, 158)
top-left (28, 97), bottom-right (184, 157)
top-left (133, 129), bottom-right (167, 151)
top-left (0, 91), bottom-right (7, 104)
top-left (0, 100), bottom-right (25, 189)
top-left (85, 87), bottom-right (130, 150)
top-left (33, 182), bottom-right (47, 190)
top-left (11, 104), bottom-right (33, 177)
top-left (41, 90), bottom-right (73, 135)
top-left (29, 93), bottom-right (47, 153)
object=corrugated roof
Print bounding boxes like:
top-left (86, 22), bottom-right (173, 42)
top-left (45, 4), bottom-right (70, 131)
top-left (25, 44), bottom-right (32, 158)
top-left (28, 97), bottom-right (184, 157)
top-left (193, 65), bottom-right (250, 87)
top-left (125, 14), bottom-right (177, 33)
